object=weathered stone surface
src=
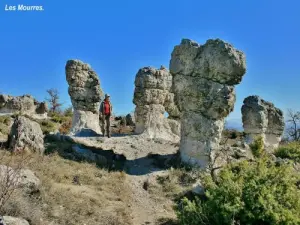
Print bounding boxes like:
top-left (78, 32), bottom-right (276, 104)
top-left (66, 59), bottom-right (103, 135)
top-left (170, 39), bottom-right (246, 168)
top-left (133, 66), bottom-right (180, 142)
top-left (9, 116), bottom-right (44, 154)
top-left (1, 216), bottom-right (30, 225)
top-left (35, 101), bottom-right (48, 114)
top-left (242, 95), bottom-right (284, 151)
top-left (0, 165), bottom-right (40, 194)
top-left (0, 94), bottom-right (48, 116)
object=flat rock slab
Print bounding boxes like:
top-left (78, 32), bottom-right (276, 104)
top-left (59, 134), bottom-right (178, 160)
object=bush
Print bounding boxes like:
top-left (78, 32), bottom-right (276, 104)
top-left (249, 135), bottom-right (265, 158)
top-left (59, 119), bottom-right (72, 135)
top-left (50, 113), bottom-right (70, 124)
top-left (64, 106), bottom-right (73, 117)
top-left (177, 159), bottom-right (300, 225)
top-left (275, 142), bottom-right (300, 163)
top-left (39, 120), bottom-right (56, 134)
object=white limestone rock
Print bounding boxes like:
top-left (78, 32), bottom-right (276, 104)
top-left (133, 67), bottom-right (180, 142)
top-left (170, 38), bottom-right (246, 168)
top-left (242, 95), bottom-right (284, 151)
top-left (66, 59), bottom-right (103, 135)
top-left (9, 116), bottom-right (44, 154)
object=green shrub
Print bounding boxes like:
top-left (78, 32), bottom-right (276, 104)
top-left (64, 106), bottom-right (73, 117)
top-left (59, 118), bottom-right (72, 135)
top-left (250, 135), bottom-right (265, 158)
top-left (50, 115), bottom-right (70, 124)
top-left (177, 159), bottom-right (300, 225)
top-left (275, 142), bottom-right (300, 162)
top-left (39, 120), bottom-right (56, 134)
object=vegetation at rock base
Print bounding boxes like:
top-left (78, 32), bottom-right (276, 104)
top-left (249, 135), bottom-right (265, 158)
top-left (58, 118), bottom-right (72, 135)
top-left (275, 141), bottom-right (300, 163)
top-left (176, 159), bottom-right (300, 225)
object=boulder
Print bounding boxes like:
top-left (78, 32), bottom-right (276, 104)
top-left (65, 59), bottom-right (103, 135)
top-left (35, 101), bottom-right (48, 114)
top-left (242, 95), bottom-right (284, 152)
top-left (133, 66), bottom-right (180, 142)
top-left (0, 216), bottom-right (30, 225)
top-left (0, 165), bottom-right (40, 194)
top-left (170, 39), bottom-right (246, 168)
top-left (9, 116), bottom-right (44, 154)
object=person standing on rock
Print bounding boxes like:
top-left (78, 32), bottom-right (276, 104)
top-left (100, 94), bottom-right (113, 138)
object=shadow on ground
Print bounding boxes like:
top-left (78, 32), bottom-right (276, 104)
top-left (44, 133), bottom-right (181, 176)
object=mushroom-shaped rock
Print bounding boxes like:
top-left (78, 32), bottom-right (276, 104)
top-left (66, 59), bottom-right (103, 136)
top-left (133, 67), bottom-right (180, 142)
top-left (170, 38), bottom-right (246, 168)
top-left (242, 95), bottom-right (284, 151)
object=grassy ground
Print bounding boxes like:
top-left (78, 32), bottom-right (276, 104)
top-left (0, 150), bottom-right (132, 225)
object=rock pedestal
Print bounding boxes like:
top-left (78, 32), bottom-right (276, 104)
top-left (133, 66), bottom-right (180, 142)
top-left (242, 95), bottom-right (284, 151)
top-left (66, 59), bottom-right (103, 136)
top-left (170, 39), bottom-right (246, 168)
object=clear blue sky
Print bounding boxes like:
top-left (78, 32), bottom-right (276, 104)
top-left (1, 0), bottom-right (300, 127)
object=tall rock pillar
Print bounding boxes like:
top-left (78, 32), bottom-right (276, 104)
top-left (66, 59), bottom-right (103, 136)
top-left (170, 39), bottom-right (246, 168)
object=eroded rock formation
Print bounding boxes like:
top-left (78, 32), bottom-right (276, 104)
top-left (0, 94), bottom-right (48, 116)
top-left (66, 59), bottom-right (103, 135)
top-left (170, 39), bottom-right (246, 168)
top-left (242, 95), bottom-right (284, 151)
top-left (133, 66), bottom-right (180, 142)
top-left (9, 116), bottom-right (44, 154)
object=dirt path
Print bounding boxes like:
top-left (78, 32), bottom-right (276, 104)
top-left (126, 172), bottom-right (176, 225)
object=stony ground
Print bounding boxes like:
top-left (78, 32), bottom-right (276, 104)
top-left (0, 132), bottom-right (197, 225)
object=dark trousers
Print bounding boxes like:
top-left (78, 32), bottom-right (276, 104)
top-left (101, 114), bottom-right (111, 136)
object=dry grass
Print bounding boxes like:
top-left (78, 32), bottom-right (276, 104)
top-left (148, 168), bottom-right (202, 199)
top-left (0, 150), bottom-right (133, 225)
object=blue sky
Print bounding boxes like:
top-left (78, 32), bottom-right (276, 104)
top-left (1, 0), bottom-right (300, 127)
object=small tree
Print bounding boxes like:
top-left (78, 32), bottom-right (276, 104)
top-left (46, 88), bottom-right (63, 113)
top-left (286, 109), bottom-right (300, 141)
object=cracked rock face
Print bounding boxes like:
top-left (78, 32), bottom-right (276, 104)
top-left (242, 95), bottom-right (284, 151)
top-left (133, 66), bottom-right (180, 142)
top-left (170, 39), bottom-right (246, 168)
top-left (9, 116), bottom-right (44, 154)
top-left (0, 94), bottom-right (48, 115)
top-left (66, 60), bottom-right (103, 135)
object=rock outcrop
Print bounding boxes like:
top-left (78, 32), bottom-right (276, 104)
top-left (170, 39), bottom-right (246, 168)
top-left (0, 165), bottom-right (40, 194)
top-left (242, 95), bottom-right (284, 151)
top-left (133, 66), bottom-right (180, 142)
top-left (0, 94), bottom-right (48, 116)
top-left (66, 59), bottom-right (103, 136)
top-left (9, 116), bottom-right (44, 154)
top-left (0, 216), bottom-right (30, 225)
